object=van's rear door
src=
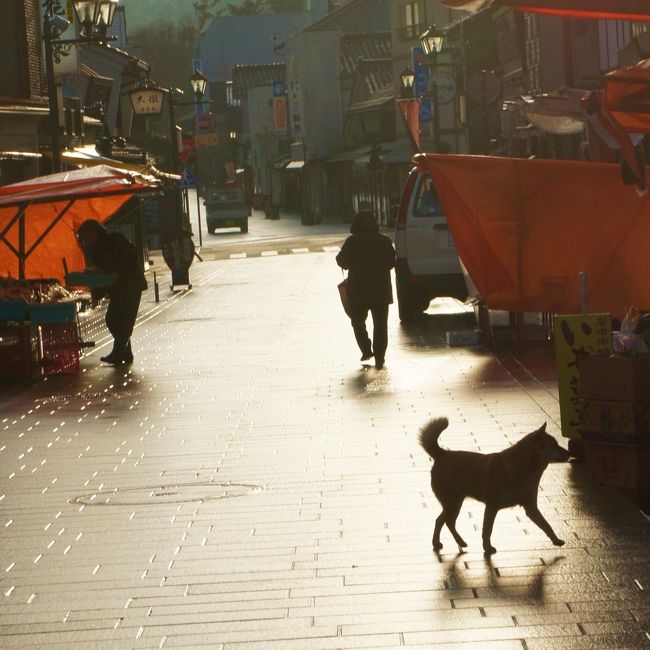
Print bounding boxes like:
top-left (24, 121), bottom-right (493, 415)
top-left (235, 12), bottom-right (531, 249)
top-left (405, 172), bottom-right (462, 276)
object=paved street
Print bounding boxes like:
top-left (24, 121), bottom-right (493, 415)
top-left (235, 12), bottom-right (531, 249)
top-left (1, 214), bottom-right (650, 648)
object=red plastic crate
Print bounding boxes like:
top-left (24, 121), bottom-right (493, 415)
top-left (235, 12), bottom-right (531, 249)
top-left (0, 323), bottom-right (33, 380)
top-left (39, 322), bottom-right (80, 375)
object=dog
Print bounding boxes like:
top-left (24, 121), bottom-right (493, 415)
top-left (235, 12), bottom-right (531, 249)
top-left (419, 417), bottom-right (570, 554)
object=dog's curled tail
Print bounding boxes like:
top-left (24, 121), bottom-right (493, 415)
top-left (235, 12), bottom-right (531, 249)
top-left (419, 417), bottom-right (449, 459)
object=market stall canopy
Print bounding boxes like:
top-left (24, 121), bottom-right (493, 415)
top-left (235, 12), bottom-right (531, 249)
top-left (416, 154), bottom-right (650, 317)
top-left (0, 166), bottom-right (162, 282)
top-left (441, 0), bottom-right (650, 21)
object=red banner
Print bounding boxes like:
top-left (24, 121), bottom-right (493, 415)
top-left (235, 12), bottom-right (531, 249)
top-left (397, 98), bottom-right (421, 153)
top-left (180, 138), bottom-right (195, 164)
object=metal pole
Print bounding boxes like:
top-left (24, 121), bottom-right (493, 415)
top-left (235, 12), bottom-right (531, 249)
top-left (432, 78), bottom-right (440, 152)
top-left (43, 6), bottom-right (62, 173)
top-left (193, 93), bottom-right (203, 246)
top-left (168, 88), bottom-right (180, 172)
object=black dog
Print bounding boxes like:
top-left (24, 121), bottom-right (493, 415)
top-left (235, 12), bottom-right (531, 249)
top-left (419, 418), bottom-right (570, 554)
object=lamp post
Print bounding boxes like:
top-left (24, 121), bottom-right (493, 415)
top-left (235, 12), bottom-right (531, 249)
top-left (189, 69), bottom-right (208, 246)
top-left (419, 24), bottom-right (446, 152)
top-left (42, 0), bottom-right (119, 173)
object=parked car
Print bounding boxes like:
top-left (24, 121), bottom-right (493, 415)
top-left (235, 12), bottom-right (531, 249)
top-left (205, 187), bottom-right (250, 234)
top-left (394, 167), bottom-right (468, 322)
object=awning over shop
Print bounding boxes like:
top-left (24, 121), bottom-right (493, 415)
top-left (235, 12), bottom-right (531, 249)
top-left (416, 153), bottom-right (650, 318)
top-left (286, 161), bottom-right (305, 170)
top-left (0, 165), bottom-right (162, 282)
top-left (326, 142), bottom-right (415, 165)
top-left (60, 145), bottom-right (180, 181)
top-left (441, 0), bottom-right (650, 21)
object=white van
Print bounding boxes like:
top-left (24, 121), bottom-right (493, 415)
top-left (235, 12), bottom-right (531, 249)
top-left (394, 168), bottom-right (468, 322)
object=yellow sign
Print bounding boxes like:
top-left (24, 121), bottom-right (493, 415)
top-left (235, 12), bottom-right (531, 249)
top-left (66, 0), bottom-right (74, 21)
top-left (554, 314), bottom-right (612, 438)
top-left (195, 133), bottom-right (220, 147)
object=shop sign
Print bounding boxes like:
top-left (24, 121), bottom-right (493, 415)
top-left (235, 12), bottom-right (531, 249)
top-left (131, 89), bottom-right (165, 115)
top-left (195, 133), bottom-right (219, 147)
top-left (554, 314), bottom-right (612, 438)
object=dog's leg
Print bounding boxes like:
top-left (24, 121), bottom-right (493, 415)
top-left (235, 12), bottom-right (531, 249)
top-left (524, 504), bottom-right (565, 547)
top-left (482, 505), bottom-right (499, 554)
top-left (443, 500), bottom-right (467, 549)
top-left (432, 512), bottom-right (445, 550)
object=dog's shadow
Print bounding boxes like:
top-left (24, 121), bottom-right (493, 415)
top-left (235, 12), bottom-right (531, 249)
top-left (435, 550), bottom-right (564, 604)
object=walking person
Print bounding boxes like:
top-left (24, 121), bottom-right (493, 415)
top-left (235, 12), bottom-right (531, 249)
top-left (336, 210), bottom-right (396, 369)
top-left (76, 219), bottom-right (147, 365)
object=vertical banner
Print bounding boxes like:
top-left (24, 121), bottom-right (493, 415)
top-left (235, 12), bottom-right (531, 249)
top-left (412, 46), bottom-right (432, 124)
top-left (272, 80), bottom-right (287, 134)
top-left (554, 314), bottom-right (612, 439)
top-left (397, 98), bottom-right (421, 152)
top-left (288, 79), bottom-right (306, 139)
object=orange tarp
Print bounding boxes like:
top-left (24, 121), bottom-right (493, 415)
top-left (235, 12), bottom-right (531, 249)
top-left (417, 154), bottom-right (650, 318)
top-left (0, 166), bottom-right (160, 282)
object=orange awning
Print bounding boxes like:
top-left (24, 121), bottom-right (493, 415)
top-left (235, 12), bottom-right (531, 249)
top-left (416, 154), bottom-right (650, 317)
top-left (0, 165), bottom-right (161, 282)
top-left (442, 0), bottom-right (650, 21)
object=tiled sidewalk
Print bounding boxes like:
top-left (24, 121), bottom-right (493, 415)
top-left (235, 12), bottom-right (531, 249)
top-left (1, 253), bottom-right (649, 649)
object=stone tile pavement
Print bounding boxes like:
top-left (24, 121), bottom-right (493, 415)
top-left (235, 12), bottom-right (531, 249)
top-left (1, 252), bottom-right (649, 648)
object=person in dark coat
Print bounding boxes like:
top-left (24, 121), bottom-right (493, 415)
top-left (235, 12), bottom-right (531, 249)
top-left (336, 210), bottom-right (396, 369)
top-left (76, 219), bottom-right (147, 365)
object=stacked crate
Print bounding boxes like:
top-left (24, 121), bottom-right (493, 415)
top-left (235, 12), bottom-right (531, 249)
top-left (578, 354), bottom-right (650, 509)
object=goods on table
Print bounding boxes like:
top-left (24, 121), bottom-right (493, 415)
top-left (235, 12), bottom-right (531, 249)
top-left (0, 277), bottom-right (88, 379)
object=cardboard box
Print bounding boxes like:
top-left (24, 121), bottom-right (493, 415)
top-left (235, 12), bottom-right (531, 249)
top-left (583, 440), bottom-right (650, 492)
top-left (579, 398), bottom-right (650, 440)
top-left (579, 354), bottom-right (650, 402)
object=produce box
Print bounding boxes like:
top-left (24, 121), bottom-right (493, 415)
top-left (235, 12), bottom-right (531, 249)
top-left (0, 323), bottom-right (33, 379)
top-left (0, 300), bottom-right (29, 321)
top-left (30, 302), bottom-right (76, 324)
top-left (578, 398), bottom-right (650, 440)
top-left (579, 354), bottom-right (650, 402)
top-left (65, 271), bottom-right (113, 288)
top-left (583, 440), bottom-right (650, 495)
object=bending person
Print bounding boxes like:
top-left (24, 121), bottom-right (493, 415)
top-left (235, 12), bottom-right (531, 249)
top-left (76, 219), bottom-right (147, 365)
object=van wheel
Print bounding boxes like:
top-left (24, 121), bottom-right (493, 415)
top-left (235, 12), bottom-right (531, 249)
top-left (397, 288), bottom-right (425, 322)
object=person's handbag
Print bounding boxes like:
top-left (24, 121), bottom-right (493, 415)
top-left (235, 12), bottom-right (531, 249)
top-left (338, 274), bottom-right (351, 317)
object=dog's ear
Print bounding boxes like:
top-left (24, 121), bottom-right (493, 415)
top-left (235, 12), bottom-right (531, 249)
top-left (539, 422), bottom-right (547, 433)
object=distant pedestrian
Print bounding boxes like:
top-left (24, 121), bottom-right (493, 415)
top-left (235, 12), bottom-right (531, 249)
top-left (336, 210), bottom-right (396, 369)
top-left (76, 219), bottom-right (147, 365)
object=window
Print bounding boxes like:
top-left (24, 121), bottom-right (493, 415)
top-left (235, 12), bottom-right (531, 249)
top-left (414, 174), bottom-right (443, 217)
top-left (401, 1), bottom-right (422, 40)
top-left (399, 0), bottom-right (424, 41)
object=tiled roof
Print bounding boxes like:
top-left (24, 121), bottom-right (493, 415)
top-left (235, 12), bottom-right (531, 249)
top-left (232, 63), bottom-right (286, 98)
top-left (347, 58), bottom-right (394, 112)
top-left (340, 32), bottom-right (392, 76)
top-left (358, 58), bottom-right (393, 96)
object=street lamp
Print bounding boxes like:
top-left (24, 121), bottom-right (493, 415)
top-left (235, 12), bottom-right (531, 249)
top-left (399, 67), bottom-right (415, 99)
top-left (72, 0), bottom-right (118, 39)
top-left (189, 69), bottom-right (208, 105)
top-left (42, 0), bottom-right (119, 172)
top-left (419, 24), bottom-right (446, 152)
